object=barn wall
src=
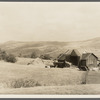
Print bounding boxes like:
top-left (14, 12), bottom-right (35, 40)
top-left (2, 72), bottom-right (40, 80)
top-left (66, 55), bottom-right (71, 62)
top-left (70, 56), bottom-right (80, 66)
top-left (87, 54), bottom-right (97, 67)
top-left (80, 60), bottom-right (86, 66)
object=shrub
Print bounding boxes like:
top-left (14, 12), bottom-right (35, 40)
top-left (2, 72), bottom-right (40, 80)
top-left (39, 55), bottom-right (44, 59)
top-left (31, 52), bottom-right (38, 58)
top-left (0, 49), bottom-right (17, 63)
top-left (4, 54), bottom-right (17, 63)
top-left (40, 54), bottom-right (52, 60)
top-left (4, 78), bottom-right (41, 88)
top-left (31, 52), bottom-right (37, 58)
top-left (0, 50), bottom-right (7, 60)
top-left (18, 53), bottom-right (22, 57)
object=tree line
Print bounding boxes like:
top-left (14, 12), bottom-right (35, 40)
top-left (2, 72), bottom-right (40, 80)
top-left (0, 49), bottom-right (17, 63)
top-left (0, 49), bottom-right (53, 63)
top-left (19, 51), bottom-right (52, 60)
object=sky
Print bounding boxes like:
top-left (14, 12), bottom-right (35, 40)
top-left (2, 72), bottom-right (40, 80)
top-left (0, 2), bottom-right (100, 43)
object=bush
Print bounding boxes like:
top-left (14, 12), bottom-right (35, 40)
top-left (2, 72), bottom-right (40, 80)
top-left (4, 54), bottom-right (17, 63)
top-left (18, 53), bottom-right (22, 57)
top-left (0, 49), bottom-right (17, 63)
top-left (31, 52), bottom-right (38, 58)
top-left (0, 50), bottom-right (7, 60)
top-left (40, 54), bottom-right (52, 60)
top-left (4, 78), bottom-right (41, 88)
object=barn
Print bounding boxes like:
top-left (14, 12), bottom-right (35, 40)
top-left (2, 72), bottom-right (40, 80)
top-left (57, 49), bottom-right (81, 67)
top-left (57, 49), bottom-right (98, 70)
top-left (79, 53), bottom-right (98, 70)
top-left (57, 50), bottom-right (72, 67)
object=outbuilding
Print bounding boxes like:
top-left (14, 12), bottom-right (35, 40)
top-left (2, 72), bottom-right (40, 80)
top-left (57, 49), bottom-right (98, 70)
top-left (80, 53), bottom-right (98, 69)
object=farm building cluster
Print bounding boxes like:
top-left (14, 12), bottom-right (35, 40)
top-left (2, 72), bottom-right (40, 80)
top-left (53, 49), bottom-right (99, 71)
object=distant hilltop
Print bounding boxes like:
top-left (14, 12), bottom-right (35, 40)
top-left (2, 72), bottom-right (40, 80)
top-left (0, 37), bottom-right (100, 58)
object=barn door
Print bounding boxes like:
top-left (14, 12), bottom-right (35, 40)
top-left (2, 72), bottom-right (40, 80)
top-left (70, 56), bottom-right (79, 66)
top-left (81, 60), bottom-right (86, 66)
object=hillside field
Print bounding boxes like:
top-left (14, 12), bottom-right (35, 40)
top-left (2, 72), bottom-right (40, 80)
top-left (0, 61), bottom-right (85, 88)
top-left (1, 37), bottom-right (100, 58)
top-left (0, 59), bottom-right (100, 94)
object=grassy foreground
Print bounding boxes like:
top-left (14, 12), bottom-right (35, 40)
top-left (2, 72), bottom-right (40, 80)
top-left (0, 61), bottom-right (85, 88)
top-left (0, 84), bottom-right (100, 94)
top-left (0, 61), bottom-right (100, 94)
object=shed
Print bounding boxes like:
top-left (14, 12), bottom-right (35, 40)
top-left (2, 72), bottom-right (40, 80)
top-left (80, 53), bottom-right (98, 69)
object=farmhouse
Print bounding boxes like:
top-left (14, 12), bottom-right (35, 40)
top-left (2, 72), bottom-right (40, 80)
top-left (57, 49), bottom-right (98, 70)
top-left (79, 53), bottom-right (98, 70)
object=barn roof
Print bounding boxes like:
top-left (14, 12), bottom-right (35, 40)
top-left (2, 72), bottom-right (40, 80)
top-left (82, 53), bottom-right (91, 60)
top-left (82, 53), bottom-right (98, 60)
top-left (57, 50), bottom-right (72, 60)
top-left (71, 49), bottom-right (81, 56)
top-left (58, 49), bottom-right (81, 60)
top-left (58, 54), bottom-right (67, 60)
top-left (58, 49), bottom-right (98, 61)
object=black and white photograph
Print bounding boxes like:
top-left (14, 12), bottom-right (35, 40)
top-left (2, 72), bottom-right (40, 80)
top-left (0, 2), bottom-right (100, 96)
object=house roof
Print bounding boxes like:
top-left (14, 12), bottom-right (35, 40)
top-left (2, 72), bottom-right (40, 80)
top-left (58, 54), bottom-right (67, 60)
top-left (58, 49), bottom-right (81, 60)
top-left (57, 50), bottom-right (72, 60)
top-left (82, 53), bottom-right (91, 60)
top-left (58, 49), bottom-right (98, 61)
top-left (82, 53), bottom-right (98, 60)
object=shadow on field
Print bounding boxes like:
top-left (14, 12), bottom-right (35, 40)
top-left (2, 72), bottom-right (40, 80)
top-left (81, 70), bottom-right (100, 84)
top-left (86, 71), bottom-right (100, 84)
top-left (81, 71), bottom-right (89, 84)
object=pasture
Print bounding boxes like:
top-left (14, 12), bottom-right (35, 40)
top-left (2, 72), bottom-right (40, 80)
top-left (0, 61), bottom-right (85, 88)
top-left (0, 58), bottom-right (100, 94)
top-left (0, 84), bottom-right (100, 94)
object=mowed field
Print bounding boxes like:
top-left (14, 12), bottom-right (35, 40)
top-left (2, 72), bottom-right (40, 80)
top-left (0, 60), bottom-right (100, 94)
top-left (0, 61), bottom-right (84, 87)
top-left (1, 84), bottom-right (100, 94)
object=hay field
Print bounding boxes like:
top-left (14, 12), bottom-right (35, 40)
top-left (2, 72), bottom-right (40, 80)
top-left (87, 71), bottom-right (100, 84)
top-left (0, 58), bottom-right (100, 94)
top-left (0, 84), bottom-right (100, 94)
top-left (0, 60), bottom-right (85, 89)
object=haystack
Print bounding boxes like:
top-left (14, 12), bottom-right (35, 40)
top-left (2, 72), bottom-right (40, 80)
top-left (29, 58), bottom-right (45, 68)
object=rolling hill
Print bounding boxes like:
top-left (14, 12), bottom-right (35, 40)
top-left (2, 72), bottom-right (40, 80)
top-left (0, 37), bottom-right (100, 58)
